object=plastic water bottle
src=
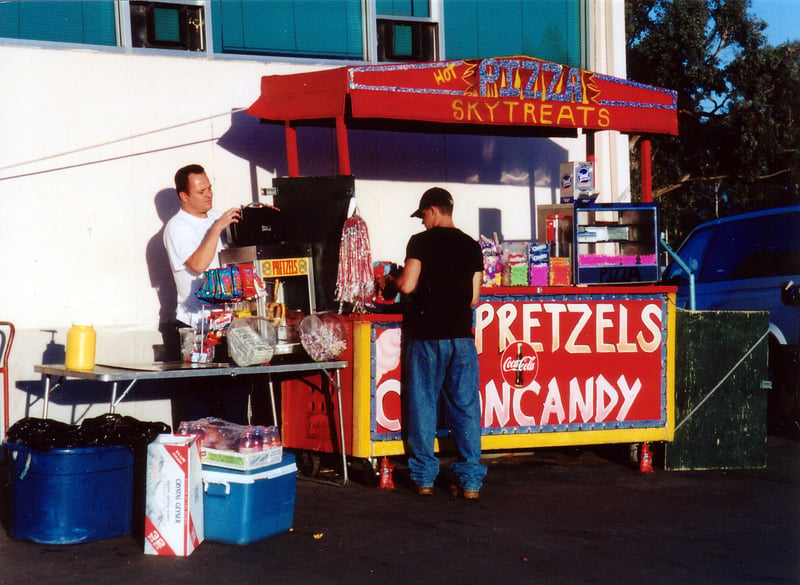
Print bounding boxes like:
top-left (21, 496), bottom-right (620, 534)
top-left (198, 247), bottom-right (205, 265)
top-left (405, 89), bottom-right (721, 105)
top-left (65, 321), bottom-right (96, 371)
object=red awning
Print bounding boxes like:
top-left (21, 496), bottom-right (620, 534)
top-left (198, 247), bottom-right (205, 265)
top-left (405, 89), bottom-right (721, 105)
top-left (247, 56), bottom-right (678, 136)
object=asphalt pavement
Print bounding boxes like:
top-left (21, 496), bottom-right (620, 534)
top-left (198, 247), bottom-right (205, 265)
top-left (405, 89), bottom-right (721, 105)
top-left (0, 436), bottom-right (798, 585)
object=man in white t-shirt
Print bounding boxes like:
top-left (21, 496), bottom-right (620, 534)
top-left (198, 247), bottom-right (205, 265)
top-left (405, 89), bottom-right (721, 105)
top-left (164, 164), bottom-right (247, 424)
top-left (164, 164), bottom-right (241, 328)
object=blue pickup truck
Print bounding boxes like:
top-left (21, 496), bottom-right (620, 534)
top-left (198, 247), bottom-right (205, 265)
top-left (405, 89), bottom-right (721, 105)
top-left (662, 205), bottom-right (800, 435)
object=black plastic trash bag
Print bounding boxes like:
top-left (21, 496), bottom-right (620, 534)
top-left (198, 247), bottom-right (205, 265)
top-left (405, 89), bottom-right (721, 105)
top-left (5, 415), bottom-right (170, 452)
top-left (4, 418), bottom-right (89, 451)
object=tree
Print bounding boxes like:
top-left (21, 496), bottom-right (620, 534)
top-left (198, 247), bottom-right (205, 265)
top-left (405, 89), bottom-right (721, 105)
top-left (625, 0), bottom-right (800, 242)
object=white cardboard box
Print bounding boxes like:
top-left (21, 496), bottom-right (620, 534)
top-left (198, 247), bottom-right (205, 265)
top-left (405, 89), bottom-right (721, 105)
top-left (144, 434), bottom-right (205, 556)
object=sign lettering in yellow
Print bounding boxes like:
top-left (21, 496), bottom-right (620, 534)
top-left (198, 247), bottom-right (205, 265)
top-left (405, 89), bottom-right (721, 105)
top-left (260, 258), bottom-right (309, 278)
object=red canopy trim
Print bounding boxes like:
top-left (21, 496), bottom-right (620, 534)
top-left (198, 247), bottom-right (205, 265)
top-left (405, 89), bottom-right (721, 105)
top-left (247, 66), bottom-right (348, 121)
top-left (247, 56), bottom-right (678, 136)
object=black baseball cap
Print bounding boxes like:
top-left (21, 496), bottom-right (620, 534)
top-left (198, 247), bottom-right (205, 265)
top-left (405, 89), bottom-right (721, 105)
top-left (411, 187), bottom-right (454, 218)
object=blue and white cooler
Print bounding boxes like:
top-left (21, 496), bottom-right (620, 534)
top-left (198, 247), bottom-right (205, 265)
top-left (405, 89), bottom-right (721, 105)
top-left (201, 453), bottom-right (297, 545)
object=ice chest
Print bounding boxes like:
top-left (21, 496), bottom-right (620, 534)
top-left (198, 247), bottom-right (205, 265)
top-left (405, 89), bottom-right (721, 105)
top-left (202, 453), bottom-right (296, 545)
top-left (2, 443), bottom-right (133, 544)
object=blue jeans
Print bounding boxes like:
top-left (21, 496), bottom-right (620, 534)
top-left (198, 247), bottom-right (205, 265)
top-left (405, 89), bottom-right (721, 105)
top-left (405, 338), bottom-right (486, 491)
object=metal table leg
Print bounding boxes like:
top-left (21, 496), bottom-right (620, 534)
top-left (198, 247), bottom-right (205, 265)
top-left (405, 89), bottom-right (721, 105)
top-left (43, 374), bottom-right (51, 419)
top-left (42, 375), bottom-right (64, 419)
top-left (110, 379), bottom-right (138, 413)
top-left (268, 374), bottom-right (278, 427)
top-left (323, 368), bottom-right (348, 486)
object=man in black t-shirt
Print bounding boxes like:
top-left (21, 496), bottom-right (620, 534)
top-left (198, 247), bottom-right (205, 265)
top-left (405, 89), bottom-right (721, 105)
top-left (387, 187), bottom-right (486, 499)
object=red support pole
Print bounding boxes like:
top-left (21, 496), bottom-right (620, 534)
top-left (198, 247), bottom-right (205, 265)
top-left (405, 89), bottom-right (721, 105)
top-left (335, 115), bottom-right (351, 176)
top-left (285, 121), bottom-right (299, 177)
top-left (642, 139), bottom-right (652, 202)
top-left (1, 321), bottom-right (15, 435)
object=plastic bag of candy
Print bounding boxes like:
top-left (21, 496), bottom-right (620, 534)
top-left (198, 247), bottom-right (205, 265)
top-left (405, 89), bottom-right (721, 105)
top-left (300, 312), bottom-right (347, 361)
top-left (480, 235), bottom-right (502, 287)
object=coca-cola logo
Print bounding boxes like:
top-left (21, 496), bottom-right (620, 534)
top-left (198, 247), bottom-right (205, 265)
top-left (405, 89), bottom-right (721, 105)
top-left (500, 341), bottom-right (539, 388)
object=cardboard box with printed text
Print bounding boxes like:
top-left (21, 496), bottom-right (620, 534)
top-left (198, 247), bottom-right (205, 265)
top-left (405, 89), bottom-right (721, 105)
top-left (144, 434), bottom-right (204, 556)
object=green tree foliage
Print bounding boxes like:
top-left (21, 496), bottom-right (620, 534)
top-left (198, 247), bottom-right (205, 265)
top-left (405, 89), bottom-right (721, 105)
top-left (625, 0), bottom-right (800, 242)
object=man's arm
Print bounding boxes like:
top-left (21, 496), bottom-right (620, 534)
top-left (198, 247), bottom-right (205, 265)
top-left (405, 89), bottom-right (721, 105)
top-left (183, 208), bottom-right (239, 274)
top-left (472, 271), bottom-right (482, 307)
top-left (392, 258), bottom-right (422, 295)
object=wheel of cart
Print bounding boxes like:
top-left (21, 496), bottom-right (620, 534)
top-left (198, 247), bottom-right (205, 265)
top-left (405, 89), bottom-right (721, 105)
top-left (293, 450), bottom-right (378, 486)
top-left (348, 457), bottom-right (378, 487)
top-left (295, 450), bottom-right (321, 478)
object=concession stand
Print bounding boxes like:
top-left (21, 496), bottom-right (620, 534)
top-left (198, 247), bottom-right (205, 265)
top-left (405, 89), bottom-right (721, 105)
top-left (245, 56), bottom-right (680, 476)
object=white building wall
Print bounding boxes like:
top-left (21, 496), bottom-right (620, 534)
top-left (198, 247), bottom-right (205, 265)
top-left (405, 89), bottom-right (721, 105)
top-left (0, 3), bottom-right (626, 431)
top-left (590, 0), bottom-right (632, 203)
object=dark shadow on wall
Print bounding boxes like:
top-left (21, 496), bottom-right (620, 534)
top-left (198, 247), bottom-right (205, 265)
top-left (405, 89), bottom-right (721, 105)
top-left (216, 110), bottom-right (571, 236)
top-left (216, 112), bottom-right (291, 204)
top-left (146, 188), bottom-right (182, 362)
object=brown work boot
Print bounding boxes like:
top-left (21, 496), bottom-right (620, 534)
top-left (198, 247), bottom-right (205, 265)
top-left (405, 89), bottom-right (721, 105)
top-left (415, 485), bottom-right (434, 496)
top-left (449, 483), bottom-right (480, 500)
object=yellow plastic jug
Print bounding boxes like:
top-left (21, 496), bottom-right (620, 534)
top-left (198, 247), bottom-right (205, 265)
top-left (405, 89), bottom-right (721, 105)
top-left (65, 323), bottom-right (96, 371)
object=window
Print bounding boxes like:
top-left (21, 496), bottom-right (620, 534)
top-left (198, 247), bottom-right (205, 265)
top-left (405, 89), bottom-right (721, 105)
top-left (665, 227), bottom-right (713, 282)
top-left (130, 1), bottom-right (205, 51)
top-left (376, 19), bottom-right (437, 61)
top-left (375, 0), bottom-right (439, 62)
top-left (704, 214), bottom-right (800, 282)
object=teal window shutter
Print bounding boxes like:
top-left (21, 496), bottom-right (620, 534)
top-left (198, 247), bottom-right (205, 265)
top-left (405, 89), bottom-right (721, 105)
top-left (376, 0), bottom-right (430, 17)
top-left (82, 1), bottom-right (116, 46)
top-left (213, 0), bottom-right (363, 60)
top-left (0, 1), bottom-right (116, 46)
top-left (441, 0), bottom-right (478, 59)
top-left (444, 0), bottom-right (582, 67)
top-left (476, 0), bottom-right (523, 57)
top-left (521, 0), bottom-right (581, 66)
top-left (0, 2), bottom-right (21, 39)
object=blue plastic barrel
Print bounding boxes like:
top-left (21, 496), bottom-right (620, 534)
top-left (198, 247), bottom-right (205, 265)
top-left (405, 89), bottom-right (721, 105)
top-left (2, 443), bottom-right (133, 544)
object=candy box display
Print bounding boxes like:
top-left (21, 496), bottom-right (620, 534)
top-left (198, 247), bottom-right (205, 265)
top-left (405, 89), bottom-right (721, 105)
top-left (299, 312), bottom-right (347, 361)
top-left (501, 242), bottom-right (529, 286)
top-left (178, 418), bottom-right (282, 471)
top-left (480, 235), bottom-right (502, 287)
top-left (528, 243), bottom-right (549, 286)
top-left (202, 453), bottom-right (297, 545)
